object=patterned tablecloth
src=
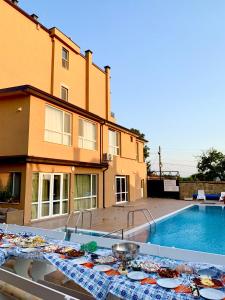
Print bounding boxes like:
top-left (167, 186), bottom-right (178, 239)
top-left (0, 232), bottom-right (224, 300)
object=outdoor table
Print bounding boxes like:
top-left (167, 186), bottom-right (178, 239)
top-left (0, 232), bottom-right (224, 300)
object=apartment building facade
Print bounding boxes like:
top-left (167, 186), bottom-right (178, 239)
top-left (0, 0), bottom-right (147, 225)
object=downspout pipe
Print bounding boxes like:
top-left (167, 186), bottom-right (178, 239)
top-left (103, 166), bottom-right (109, 209)
top-left (100, 121), bottom-right (108, 209)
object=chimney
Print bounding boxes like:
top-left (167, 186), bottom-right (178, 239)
top-left (11, 0), bottom-right (19, 5)
top-left (31, 14), bottom-right (39, 21)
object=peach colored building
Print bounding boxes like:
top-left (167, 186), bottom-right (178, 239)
top-left (0, 0), bottom-right (147, 225)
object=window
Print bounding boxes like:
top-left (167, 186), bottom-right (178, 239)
top-left (0, 172), bottom-right (21, 203)
top-left (61, 86), bottom-right (68, 101)
top-left (78, 119), bottom-right (97, 150)
top-left (136, 142), bottom-right (139, 161)
top-left (108, 129), bottom-right (120, 156)
top-left (74, 174), bottom-right (97, 210)
top-left (44, 105), bottom-right (72, 146)
top-left (62, 47), bottom-right (69, 69)
top-left (115, 176), bottom-right (128, 203)
top-left (31, 173), bottom-right (69, 220)
top-left (130, 136), bottom-right (133, 142)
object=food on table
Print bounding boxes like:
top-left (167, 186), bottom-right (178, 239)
top-left (55, 247), bottom-right (73, 254)
top-left (175, 264), bottom-right (194, 274)
top-left (129, 261), bottom-right (142, 271)
top-left (118, 264), bottom-right (128, 275)
top-left (141, 278), bottom-right (157, 285)
top-left (94, 255), bottom-right (117, 265)
top-left (3, 234), bottom-right (17, 240)
top-left (90, 253), bottom-right (99, 260)
top-left (193, 277), bottom-right (224, 288)
top-left (190, 283), bottom-right (200, 297)
top-left (105, 270), bottom-right (120, 276)
top-left (66, 249), bottom-right (85, 258)
top-left (221, 274), bottom-right (225, 284)
top-left (157, 268), bottom-right (179, 278)
top-left (55, 247), bottom-right (85, 258)
top-left (82, 262), bottom-right (94, 269)
top-left (13, 235), bottom-right (47, 248)
top-left (174, 285), bottom-right (192, 294)
top-left (140, 261), bottom-right (160, 273)
top-left (43, 245), bottom-right (59, 253)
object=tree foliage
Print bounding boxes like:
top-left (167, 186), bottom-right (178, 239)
top-left (130, 128), bottom-right (150, 171)
top-left (196, 148), bottom-right (225, 181)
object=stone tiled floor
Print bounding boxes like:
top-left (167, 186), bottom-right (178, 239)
top-left (31, 198), bottom-right (198, 234)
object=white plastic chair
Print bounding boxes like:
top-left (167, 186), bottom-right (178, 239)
top-left (197, 190), bottom-right (206, 201)
top-left (219, 192), bottom-right (225, 202)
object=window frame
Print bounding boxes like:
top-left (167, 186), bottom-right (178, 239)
top-left (108, 129), bottom-right (120, 156)
top-left (31, 173), bottom-right (70, 220)
top-left (62, 47), bottom-right (69, 69)
top-left (0, 172), bottom-right (21, 204)
top-left (78, 118), bottom-right (97, 151)
top-left (74, 174), bottom-right (97, 211)
top-left (44, 105), bottom-right (72, 146)
top-left (61, 85), bottom-right (69, 102)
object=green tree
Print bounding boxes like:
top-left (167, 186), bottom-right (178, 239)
top-left (130, 128), bottom-right (151, 171)
top-left (196, 148), bottom-right (225, 181)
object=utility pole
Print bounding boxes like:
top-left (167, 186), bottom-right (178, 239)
top-left (158, 146), bottom-right (162, 180)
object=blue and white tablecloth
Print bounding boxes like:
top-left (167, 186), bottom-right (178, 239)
top-left (0, 231), bottom-right (224, 300)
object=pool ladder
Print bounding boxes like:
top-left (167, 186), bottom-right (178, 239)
top-left (64, 210), bottom-right (93, 240)
top-left (127, 208), bottom-right (156, 233)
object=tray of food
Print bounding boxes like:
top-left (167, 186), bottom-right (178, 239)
top-left (55, 247), bottom-right (85, 259)
top-left (193, 277), bottom-right (224, 289)
top-left (140, 261), bottom-right (160, 273)
top-left (157, 268), bottom-right (179, 278)
top-left (93, 255), bottom-right (117, 265)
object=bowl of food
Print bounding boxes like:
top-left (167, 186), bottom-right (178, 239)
top-left (112, 242), bottom-right (140, 262)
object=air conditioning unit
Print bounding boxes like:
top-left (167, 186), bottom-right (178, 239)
top-left (103, 153), bottom-right (113, 162)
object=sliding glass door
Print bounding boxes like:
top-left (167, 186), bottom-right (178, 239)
top-left (32, 173), bottom-right (69, 220)
top-left (115, 176), bottom-right (128, 203)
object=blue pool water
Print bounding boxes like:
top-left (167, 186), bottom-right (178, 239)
top-left (148, 205), bottom-right (225, 255)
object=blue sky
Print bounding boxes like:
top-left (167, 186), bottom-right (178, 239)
top-left (19, 0), bottom-right (225, 176)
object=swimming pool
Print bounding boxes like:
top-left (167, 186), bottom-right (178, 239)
top-left (147, 205), bottom-right (225, 255)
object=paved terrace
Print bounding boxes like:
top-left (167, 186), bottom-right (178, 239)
top-left (31, 198), bottom-right (198, 238)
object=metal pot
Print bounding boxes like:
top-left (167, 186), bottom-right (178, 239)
top-left (112, 242), bottom-right (140, 262)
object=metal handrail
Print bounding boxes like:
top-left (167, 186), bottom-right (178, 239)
top-left (127, 208), bottom-right (156, 232)
top-left (101, 228), bottom-right (124, 240)
top-left (65, 209), bottom-right (93, 232)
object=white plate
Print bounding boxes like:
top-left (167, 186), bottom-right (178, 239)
top-left (93, 265), bottom-right (112, 272)
top-left (199, 288), bottom-right (225, 300)
top-left (20, 248), bottom-right (37, 253)
top-left (157, 278), bottom-right (181, 289)
top-left (72, 257), bottom-right (89, 265)
top-left (127, 271), bottom-right (148, 281)
top-left (0, 244), bottom-right (12, 248)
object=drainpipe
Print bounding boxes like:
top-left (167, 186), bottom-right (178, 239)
top-left (103, 166), bottom-right (109, 209)
top-left (100, 121), bottom-right (108, 208)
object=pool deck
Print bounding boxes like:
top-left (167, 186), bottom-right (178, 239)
top-left (31, 198), bottom-right (201, 237)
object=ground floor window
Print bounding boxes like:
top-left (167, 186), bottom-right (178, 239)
top-left (0, 172), bottom-right (21, 203)
top-left (74, 174), bottom-right (97, 210)
top-left (115, 176), bottom-right (128, 203)
top-left (32, 173), bottom-right (69, 220)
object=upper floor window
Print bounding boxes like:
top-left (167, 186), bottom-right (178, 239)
top-left (62, 48), bottom-right (69, 69)
top-left (136, 142), bottom-right (139, 161)
top-left (109, 129), bottom-right (120, 156)
top-left (78, 119), bottom-right (97, 150)
top-left (61, 85), bottom-right (68, 101)
top-left (45, 105), bottom-right (72, 146)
